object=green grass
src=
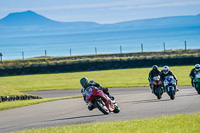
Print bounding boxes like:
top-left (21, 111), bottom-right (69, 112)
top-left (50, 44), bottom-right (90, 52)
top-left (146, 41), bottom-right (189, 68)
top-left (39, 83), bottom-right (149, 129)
top-left (0, 96), bottom-right (81, 111)
top-left (0, 86), bottom-right (25, 96)
top-left (0, 65), bottom-right (193, 91)
top-left (15, 113), bottom-right (200, 133)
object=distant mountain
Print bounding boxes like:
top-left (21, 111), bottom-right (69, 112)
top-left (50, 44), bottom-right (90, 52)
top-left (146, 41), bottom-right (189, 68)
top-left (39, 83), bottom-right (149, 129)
top-left (111, 14), bottom-right (200, 30)
top-left (0, 10), bottom-right (200, 36)
top-left (0, 10), bottom-right (60, 26)
top-left (0, 10), bottom-right (101, 35)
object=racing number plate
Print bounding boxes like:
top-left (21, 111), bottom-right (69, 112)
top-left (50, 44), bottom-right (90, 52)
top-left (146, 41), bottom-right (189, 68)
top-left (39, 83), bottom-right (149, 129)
top-left (88, 92), bottom-right (93, 96)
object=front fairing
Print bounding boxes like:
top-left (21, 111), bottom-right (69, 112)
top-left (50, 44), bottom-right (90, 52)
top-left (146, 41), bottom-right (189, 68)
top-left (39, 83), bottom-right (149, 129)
top-left (164, 76), bottom-right (176, 86)
top-left (152, 76), bottom-right (162, 87)
top-left (85, 86), bottom-right (103, 102)
top-left (194, 73), bottom-right (200, 83)
top-left (85, 86), bottom-right (114, 112)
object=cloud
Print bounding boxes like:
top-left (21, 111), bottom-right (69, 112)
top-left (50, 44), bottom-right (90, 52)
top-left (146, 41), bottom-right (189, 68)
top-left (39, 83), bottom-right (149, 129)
top-left (1, 0), bottom-right (200, 12)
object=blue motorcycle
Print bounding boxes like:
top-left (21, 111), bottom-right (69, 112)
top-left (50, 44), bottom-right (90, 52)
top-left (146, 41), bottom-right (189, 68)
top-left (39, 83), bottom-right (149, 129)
top-left (164, 76), bottom-right (177, 100)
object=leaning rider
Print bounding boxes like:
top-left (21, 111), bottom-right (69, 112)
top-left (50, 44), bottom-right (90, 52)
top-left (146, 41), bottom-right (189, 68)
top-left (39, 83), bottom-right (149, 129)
top-left (148, 65), bottom-right (161, 93)
top-left (189, 64), bottom-right (200, 87)
top-left (80, 77), bottom-right (114, 111)
top-left (160, 65), bottom-right (178, 91)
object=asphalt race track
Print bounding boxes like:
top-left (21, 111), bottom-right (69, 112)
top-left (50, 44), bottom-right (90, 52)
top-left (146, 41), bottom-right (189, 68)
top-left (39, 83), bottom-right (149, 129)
top-left (0, 86), bottom-right (200, 133)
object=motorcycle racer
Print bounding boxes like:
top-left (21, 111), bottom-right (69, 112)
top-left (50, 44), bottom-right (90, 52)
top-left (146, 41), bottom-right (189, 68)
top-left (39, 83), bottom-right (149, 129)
top-left (189, 64), bottom-right (200, 87)
top-left (148, 65), bottom-right (161, 93)
top-left (160, 66), bottom-right (178, 91)
top-left (80, 77), bottom-right (114, 111)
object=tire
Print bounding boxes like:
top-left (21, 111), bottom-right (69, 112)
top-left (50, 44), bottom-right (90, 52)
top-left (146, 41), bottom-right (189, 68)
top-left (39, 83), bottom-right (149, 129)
top-left (113, 104), bottom-right (120, 113)
top-left (94, 99), bottom-right (109, 115)
top-left (169, 88), bottom-right (175, 100)
top-left (197, 84), bottom-right (200, 94)
top-left (156, 87), bottom-right (162, 99)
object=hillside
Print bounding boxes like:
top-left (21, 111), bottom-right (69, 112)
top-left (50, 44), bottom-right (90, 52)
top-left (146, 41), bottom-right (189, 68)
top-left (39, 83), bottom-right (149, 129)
top-left (0, 10), bottom-right (100, 35)
top-left (0, 10), bottom-right (60, 26)
top-left (0, 11), bottom-right (200, 36)
top-left (111, 14), bottom-right (200, 30)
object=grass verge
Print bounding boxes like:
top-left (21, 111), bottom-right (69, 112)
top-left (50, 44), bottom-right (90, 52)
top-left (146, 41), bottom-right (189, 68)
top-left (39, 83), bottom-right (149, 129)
top-left (0, 65), bottom-right (194, 91)
top-left (0, 96), bottom-right (81, 111)
top-left (0, 86), bottom-right (25, 96)
top-left (15, 113), bottom-right (200, 133)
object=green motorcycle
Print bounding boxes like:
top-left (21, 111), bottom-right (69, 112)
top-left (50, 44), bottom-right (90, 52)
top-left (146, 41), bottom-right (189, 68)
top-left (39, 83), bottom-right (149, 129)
top-left (193, 73), bottom-right (200, 94)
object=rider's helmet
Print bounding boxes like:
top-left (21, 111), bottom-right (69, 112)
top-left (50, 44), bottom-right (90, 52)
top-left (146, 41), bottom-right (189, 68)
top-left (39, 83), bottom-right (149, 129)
top-left (152, 65), bottom-right (158, 70)
top-left (163, 65), bottom-right (169, 74)
top-left (80, 77), bottom-right (89, 88)
top-left (195, 64), bottom-right (200, 72)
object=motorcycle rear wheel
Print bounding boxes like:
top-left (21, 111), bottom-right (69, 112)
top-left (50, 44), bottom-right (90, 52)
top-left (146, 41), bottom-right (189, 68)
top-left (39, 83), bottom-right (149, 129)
top-left (94, 100), bottom-right (109, 115)
top-left (113, 104), bottom-right (120, 113)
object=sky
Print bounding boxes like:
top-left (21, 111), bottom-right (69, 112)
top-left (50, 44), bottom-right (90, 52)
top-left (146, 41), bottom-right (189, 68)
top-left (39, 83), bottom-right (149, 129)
top-left (0, 0), bottom-right (200, 24)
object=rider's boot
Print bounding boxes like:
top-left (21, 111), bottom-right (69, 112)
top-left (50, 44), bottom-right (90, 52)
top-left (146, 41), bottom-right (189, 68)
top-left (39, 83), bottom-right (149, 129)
top-left (103, 88), bottom-right (115, 100)
top-left (176, 80), bottom-right (179, 91)
top-left (108, 94), bottom-right (115, 100)
top-left (151, 88), bottom-right (154, 93)
top-left (107, 92), bottom-right (115, 100)
top-left (150, 84), bottom-right (153, 93)
top-left (161, 84), bottom-right (165, 92)
top-left (192, 80), bottom-right (194, 87)
top-left (162, 86), bottom-right (166, 92)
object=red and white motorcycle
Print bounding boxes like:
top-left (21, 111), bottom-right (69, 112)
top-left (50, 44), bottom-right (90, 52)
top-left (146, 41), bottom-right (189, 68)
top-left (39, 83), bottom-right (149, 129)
top-left (85, 86), bottom-right (120, 115)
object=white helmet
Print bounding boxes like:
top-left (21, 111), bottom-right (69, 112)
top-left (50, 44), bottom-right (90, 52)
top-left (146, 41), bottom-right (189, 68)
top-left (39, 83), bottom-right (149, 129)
top-left (163, 65), bottom-right (169, 74)
top-left (195, 64), bottom-right (200, 71)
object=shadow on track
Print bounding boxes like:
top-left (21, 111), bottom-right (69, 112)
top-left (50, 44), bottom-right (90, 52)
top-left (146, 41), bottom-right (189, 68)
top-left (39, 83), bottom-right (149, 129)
top-left (46, 114), bottom-right (104, 122)
top-left (123, 99), bottom-right (171, 104)
top-left (123, 92), bottom-right (198, 105)
top-left (176, 93), bottom-right (198, 98)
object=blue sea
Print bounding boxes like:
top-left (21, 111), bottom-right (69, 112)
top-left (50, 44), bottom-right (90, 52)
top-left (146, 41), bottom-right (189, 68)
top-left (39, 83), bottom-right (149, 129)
top-left (0, 27), bottom-right (200, 60)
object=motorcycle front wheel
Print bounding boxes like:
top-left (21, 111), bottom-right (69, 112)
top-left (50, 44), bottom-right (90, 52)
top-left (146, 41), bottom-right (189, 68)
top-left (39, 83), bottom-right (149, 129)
top-left (168, 87), bottom-right (175, 100)
top-left (155, 87), bottom-right (162, 99)
top-left (94, 99), bottom-right (109, 115)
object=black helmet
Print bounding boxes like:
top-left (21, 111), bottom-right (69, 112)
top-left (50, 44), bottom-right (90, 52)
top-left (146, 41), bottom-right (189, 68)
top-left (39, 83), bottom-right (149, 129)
top-left (80, 77), bottom-right (89, 88)
top-left (152, 65), bottom-right (158, 70)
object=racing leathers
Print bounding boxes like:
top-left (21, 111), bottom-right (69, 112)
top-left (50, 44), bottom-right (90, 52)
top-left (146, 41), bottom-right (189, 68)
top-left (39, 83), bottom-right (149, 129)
top-left (148, 69), bottom-right (161, 89)
top-left (189, 68), bottom-right (199, 87)
top-left (160, 70), bottom-right (177, 82)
